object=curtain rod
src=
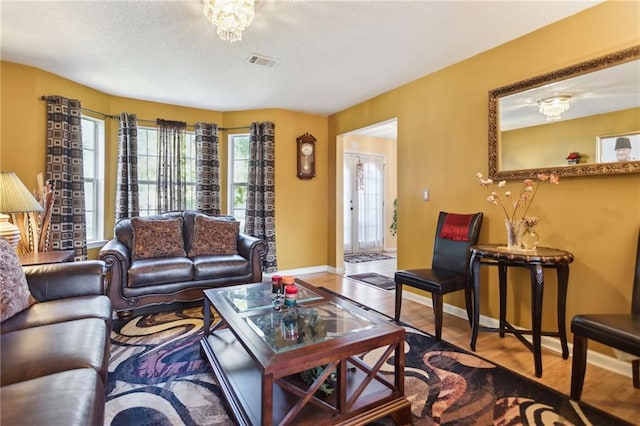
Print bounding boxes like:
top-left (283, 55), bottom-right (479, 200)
top-left (40, 96), bottom-right (251, 131)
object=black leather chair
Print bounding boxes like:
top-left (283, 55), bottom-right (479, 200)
top-left (394, 211), bottom-right (483, 340)
top-left (570, 230), bottom-right (640, 400)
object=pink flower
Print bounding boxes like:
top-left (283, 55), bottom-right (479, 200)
top-left (476, 172), bottom-right (559, 223)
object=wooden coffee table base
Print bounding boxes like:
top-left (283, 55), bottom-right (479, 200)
top-left (201, 328), bottom-right (411, 425)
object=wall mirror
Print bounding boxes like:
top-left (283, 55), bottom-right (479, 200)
top-left (489, 45), bottom-right (640, 179)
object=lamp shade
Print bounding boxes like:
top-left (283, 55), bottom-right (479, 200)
top-left (0, 172), bottom-right (44, 249)
top-left (0, 172), bottom-right (44, 213)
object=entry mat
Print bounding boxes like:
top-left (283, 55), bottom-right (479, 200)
top-left (347, 272), bottom-right (396, 290)
top-left (344, 252), bottom-right (393, 263)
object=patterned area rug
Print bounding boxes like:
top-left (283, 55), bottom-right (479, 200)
top-left (347, 272), bottom-right (396, 290)
top-left (344, 252), bottom-right (393, 263)
top-left (105, 303), bottom-right (630, 425)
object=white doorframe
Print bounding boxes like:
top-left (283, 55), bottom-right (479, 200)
top-left (336, 118), bottom-right (398, 272)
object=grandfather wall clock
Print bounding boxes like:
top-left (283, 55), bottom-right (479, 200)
top-left (296, 132), bottom-right (316, 179)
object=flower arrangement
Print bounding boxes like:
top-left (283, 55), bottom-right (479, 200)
top-left (566, 151), bottom-right (580, 160)
top-left (566, 152), bottom-right (581, 164)
top-left (476, 172), bottom-right (560, 224)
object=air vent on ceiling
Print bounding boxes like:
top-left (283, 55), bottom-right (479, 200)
top-left (246, 54), bottom-right (280, 68)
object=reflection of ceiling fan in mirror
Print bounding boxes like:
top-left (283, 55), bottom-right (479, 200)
top-left (499, 59), bottom-right (640, 131)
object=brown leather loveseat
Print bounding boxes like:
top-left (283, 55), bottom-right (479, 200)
top-left (0, 254), bottom-right (112, 426)
top-left (99, 210), bottom-right (267, 317)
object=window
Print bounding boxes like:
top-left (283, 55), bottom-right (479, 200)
top-left (81, 116), bottom-right (105, 246)
top-left (137, 127), bottom-right (198, 216)
top-left (228, 134), bottom-right (250, 229)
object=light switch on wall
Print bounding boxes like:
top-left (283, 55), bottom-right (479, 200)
top-left (423, 189), bottom-right (429, 201)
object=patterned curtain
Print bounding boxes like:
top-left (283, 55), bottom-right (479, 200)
top-left (45, 96), bottom-right (87, 260)
top-left (115, 113), bottom-right (139, 220)
top-left (156, 119), bottom-right (187, 212)
top-left (194, 122), bottom-right (220, 214)
top-left (245, 121), bottom-right (277, 273)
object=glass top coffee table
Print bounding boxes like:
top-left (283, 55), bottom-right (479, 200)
top-left (200, 279), bottom-right (411, 425)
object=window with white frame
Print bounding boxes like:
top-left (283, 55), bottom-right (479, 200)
top-left (228, 134), bottom-right (250, 229)
top-left (137, 127), bottom-right (198, 216)
top-left (81, 116), bottom-right (105, 246)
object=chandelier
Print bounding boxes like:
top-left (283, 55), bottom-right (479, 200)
top-left (203, 0), bottom-right (255, 42)
top-left (538, 95), bottom-right (571, 121)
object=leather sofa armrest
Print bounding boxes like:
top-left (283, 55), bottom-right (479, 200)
top-left (99, 239), bottom-right (130, 262)
top-left (98, 240), bottom-right (130, 275)
top-left (237, 233), bottom-right (267, 282)
top-left (25, 260), bottom-right (107, 302)
top-left (98, 239), bottom-right (132, 311)
top-left (237, 233), bottom-right (267, 260)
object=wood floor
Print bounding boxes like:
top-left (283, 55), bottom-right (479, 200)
top-left (297, 266), bottom-right (640, 424)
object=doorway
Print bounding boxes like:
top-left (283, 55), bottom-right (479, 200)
top-left (339, 118), bottom-right (398, 267)
top-left (344, 153), bottom-right (385, 254)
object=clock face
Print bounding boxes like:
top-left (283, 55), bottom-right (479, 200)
top-left (301, 142), bottom-right (314, 156)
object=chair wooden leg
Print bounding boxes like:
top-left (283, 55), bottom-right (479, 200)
top-left (433, 293), bottom-right (443, 341)
top-left (570, 334), bottom-right (588, 400)
top-left (633, 359), bottom-right (640, 389)
top-left (394, 281), bottom-right (403, 321)
top-left (464, 287), bottom-right (473, 326)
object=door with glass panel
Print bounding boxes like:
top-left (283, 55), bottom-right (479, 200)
top-left (343, 153), bottom-right (385, 254)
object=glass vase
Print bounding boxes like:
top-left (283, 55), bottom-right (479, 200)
top-left (505, 219), bottom-right (524, 250)
top-left (522, 224), bottom-right (540, 250)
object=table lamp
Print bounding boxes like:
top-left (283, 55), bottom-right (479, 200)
top-left (0, 172), bottom-right (44, 249)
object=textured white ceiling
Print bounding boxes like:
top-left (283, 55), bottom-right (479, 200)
top-left (0, 0), bottom-right (602, 116)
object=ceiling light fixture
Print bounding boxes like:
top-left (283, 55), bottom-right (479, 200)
top-left (538, 95), bottom-right (572, 121)
top-left (203, 0), bottom-right (255, 42)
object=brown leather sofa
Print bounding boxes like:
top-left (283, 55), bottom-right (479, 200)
top-left (0, 260), bottom-right (112, 426)
top-left (99, 210), bottom-right (267, 317)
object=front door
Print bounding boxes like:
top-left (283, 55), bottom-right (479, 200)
top-left (343, 153), bottom-right (385, 254)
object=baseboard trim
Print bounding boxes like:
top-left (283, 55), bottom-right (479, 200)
top-left (402, 291), bottom-right (635, 380)
top-left (268, 265), bottom-right (330, 278)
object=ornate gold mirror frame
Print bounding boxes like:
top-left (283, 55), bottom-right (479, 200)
top-left (489, 45), bottom-right (640, 180)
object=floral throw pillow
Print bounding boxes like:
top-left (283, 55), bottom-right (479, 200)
top-left (188, 216), bottom-right (239, 257)
top-left (0, 239), bottom-right (36, 322)
top-left (131, 217), bottom-right (186, 261)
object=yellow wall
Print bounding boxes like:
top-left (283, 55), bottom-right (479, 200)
top-left (502, 108), bottom-right (639, 169)
top-left (328, 1), bottom-right (640, 356)
top-left (0, 64), bottom-right (328, 268)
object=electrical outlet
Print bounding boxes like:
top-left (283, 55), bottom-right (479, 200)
top-left (423, 189), bottom-right (430, 201)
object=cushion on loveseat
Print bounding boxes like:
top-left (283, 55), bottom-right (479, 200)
top-left (188, 215), bottom-right (240, 256)
top-left (0, 318), bottom-right (110, 386)
top-left (131, 216), bottom-right (186, 260)
top-left (128, 256), bottom-right (195, 288)
top-left (0, 369), bottom-right (105, 426)
top-left (191, 254), bottom-right (253, 280)
top-left (0, 239), bottom-right (36, 322)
